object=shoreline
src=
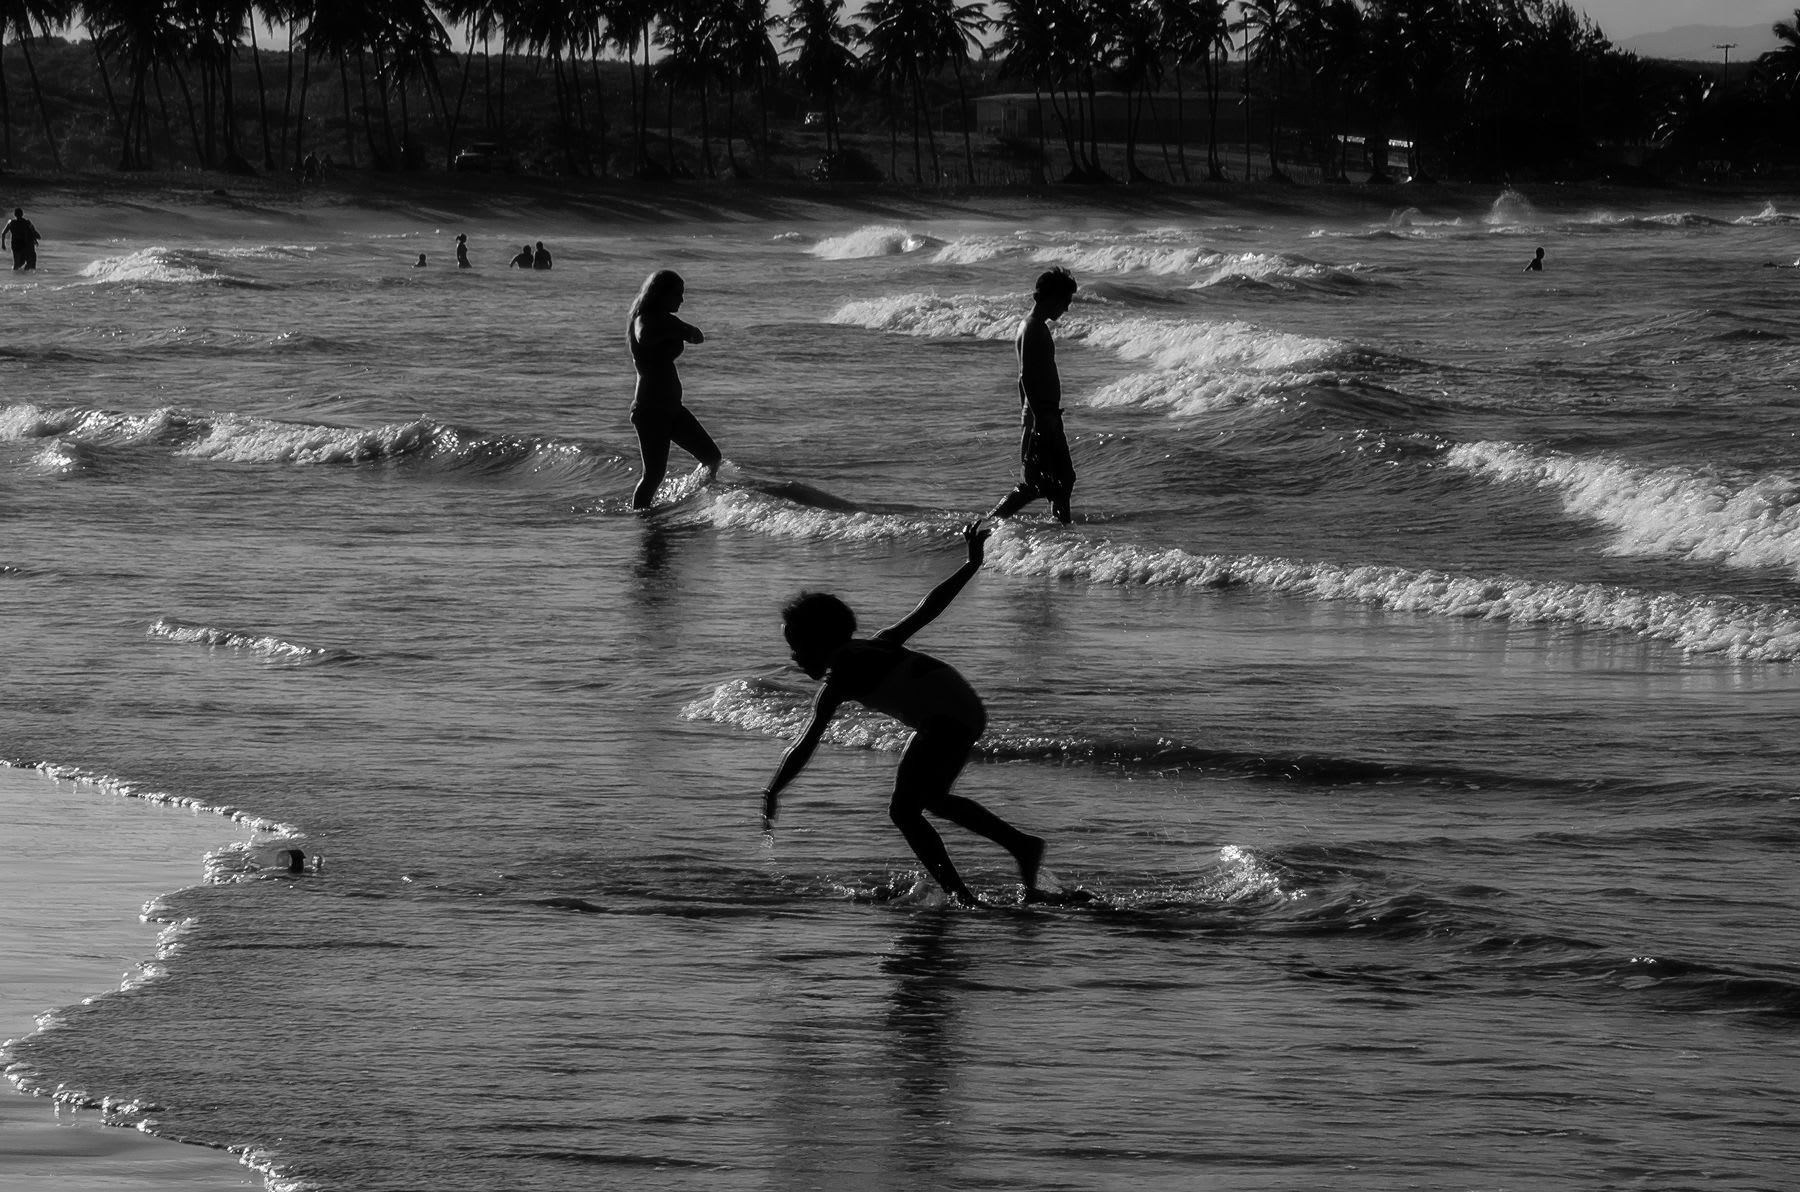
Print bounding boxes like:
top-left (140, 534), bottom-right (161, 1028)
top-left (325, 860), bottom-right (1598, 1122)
top-left (6, 165), bottom-right (1795, 228)
top-left (0, 765), bottom-right (257, 1192)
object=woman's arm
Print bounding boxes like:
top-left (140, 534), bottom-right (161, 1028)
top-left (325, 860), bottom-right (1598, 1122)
top-left (637, 312), bottom-right (704, 350)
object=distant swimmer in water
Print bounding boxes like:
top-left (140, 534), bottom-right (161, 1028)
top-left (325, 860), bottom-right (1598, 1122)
top-left (533, 241), bottom-right (552, 270)
top-left (1524, 247), bottom-right (1544, 272)
top-left (628, 268), bottom-right (721, 509)
top-left (414, 253), bottom-right (427, 267)
top-left (510, 244), bottom-right (534, 269)
top-left (762, 521), bottom-right (1048, 907)
top-left (455, 234), bottom-right (470, 268)
top-left (990, 267), bottom-right (1078, 524)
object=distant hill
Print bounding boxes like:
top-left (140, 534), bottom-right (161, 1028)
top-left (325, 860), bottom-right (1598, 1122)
top-left (1617, 22), bottom-right (1784, 62)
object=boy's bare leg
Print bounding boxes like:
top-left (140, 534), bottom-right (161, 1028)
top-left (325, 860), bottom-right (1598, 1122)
top-left (927, 793), bottom-right (1044, 891)
top-left (892, 728), bottom-right (985, 903)
top-left (888, 809), bottom-right (979, 905)
top-left (895, 725), bottom-right (1045, 902)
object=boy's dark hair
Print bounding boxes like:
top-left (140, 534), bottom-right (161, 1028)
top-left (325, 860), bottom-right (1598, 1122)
top-left (782, 591), bottom-right (856, 646)
top-left (1034, 266), bottom-right (1077, 303)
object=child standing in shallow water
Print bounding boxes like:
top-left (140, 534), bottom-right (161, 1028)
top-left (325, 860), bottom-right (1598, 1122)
top-left (762, 522), bottom-right (1047, 906)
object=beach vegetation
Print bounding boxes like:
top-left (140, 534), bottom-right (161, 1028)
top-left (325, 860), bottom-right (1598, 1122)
top-left (0, 1), bottom-right (1798, 188)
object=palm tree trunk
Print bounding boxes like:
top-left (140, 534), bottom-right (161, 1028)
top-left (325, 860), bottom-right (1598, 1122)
top-left (167, 61), bottom-right (207, 167)
top-left (590, 52), bottom-right (608, 178)
top-left (448, 41), bottom-right (477, 167)
top-left (553, 54), bottom-right (575, 175)
top-left (293, 50), bottom-right (311, 172)
top-left (953, 58), bottom-right (974, 185)
top-left (280, 22), bottom-right (296, 168)
top-left (96, 45), bottom-right (130, 168)
top-left (338, 55), bottom-right (357, 167)
top-left (1173, 65), bottom-right (1190, 182)
top-left (0, 39), bottom-right (14, 169)
top-left (249, 21), bottom-right (275, 171)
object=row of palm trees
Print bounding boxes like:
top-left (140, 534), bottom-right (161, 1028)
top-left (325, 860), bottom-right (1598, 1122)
top-left (2, 0), bottom-right (1798, 183)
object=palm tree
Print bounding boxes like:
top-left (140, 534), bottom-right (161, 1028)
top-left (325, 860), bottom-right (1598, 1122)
top-left (781, 0), bottom-right (860, 167)
top-left (987, 0), bottom-right (1057, 181)
top-left (921, 0), bottom-right (989, 184)
top-left (514, 0), bottom-right (595, 174)
top-left (436, 0), bottom-right (503, 165)
top-left (710, 0), bottom-right (779, 173)
top-left (656, 0), bottom-right (717, 176)
top-left (0, 0), bottom-right (71, 169)
top-left (85, 0), bottom-right (193, 168)
top-left (1771, 8), bottom-right (1800, 87)
top-left (598, 0), bottom-right (659, 174)
top-left (857, 0), bottom-right (932, 183)
top-left (1236, 0), bottom-right (1293, 180)
top-left (375, 0), bottom-right (453, 170)
top-left (1101, 0), bottom-right (1164, 182)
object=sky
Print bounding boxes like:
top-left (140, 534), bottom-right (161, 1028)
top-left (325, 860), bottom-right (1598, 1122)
top-left (1576, 0), bottom-right (1792, 41)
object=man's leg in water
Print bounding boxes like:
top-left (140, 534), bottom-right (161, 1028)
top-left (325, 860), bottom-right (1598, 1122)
top-left (1039, 419), bottom-right (1076, 523)
top-left (989, 481), bottom-right (1042, 519)
top-left (891, 722), bottom-right (1045, 903)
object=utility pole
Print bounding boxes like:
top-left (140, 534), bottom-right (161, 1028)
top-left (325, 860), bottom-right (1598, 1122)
top-left (1715, 42), bottom-right (1737, 94)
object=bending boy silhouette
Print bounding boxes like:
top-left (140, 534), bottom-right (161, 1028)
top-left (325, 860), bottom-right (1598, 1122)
top-left (762, 522), bottom-right (1046, 906)
top-left (990, 267), bottom-right (1078, 523)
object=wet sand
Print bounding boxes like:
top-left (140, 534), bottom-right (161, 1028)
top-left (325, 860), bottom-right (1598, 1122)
top-left (0, 765), bottom-right (257, 1192)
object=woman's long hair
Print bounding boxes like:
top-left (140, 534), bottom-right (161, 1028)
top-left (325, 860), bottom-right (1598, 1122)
top-left (628, 269), bottom-right (684, 335)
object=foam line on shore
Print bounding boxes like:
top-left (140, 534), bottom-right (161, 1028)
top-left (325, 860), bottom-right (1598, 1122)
top-left (692, 489), bottom-right (1800, 662)
top-left (0, 764), bottom-right (259, 1192)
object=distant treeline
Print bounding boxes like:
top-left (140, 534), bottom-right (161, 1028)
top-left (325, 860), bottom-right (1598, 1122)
top-left (1, 1), bottom-right (1798, 186)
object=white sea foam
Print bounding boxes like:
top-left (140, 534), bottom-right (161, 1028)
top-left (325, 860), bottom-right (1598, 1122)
top-left (148, 616), bottom-right (341, 663)
top-left (1087, 369), bottom-right (1290, 416)
top-left (682, 677), bottom-right (915, 753)
top-left (827, 293), bottom-right (1343, 409)
top-left (930, 233), bottom-right (1033, 265)
top-left (1447, 441), bottom-right (1800, 576)
top-left (827, 291), bottom-right (1020, 341)
top-left (1736, 201), bottom-right (1800, 226)
top-left (810, 224), bottom-right (937, 259)
top-left (1037, 240), bottom-right (1232, 276)
top-left (175, 413), bottom-right (431, 465)
top-left (22, 760), bottom-right (298, 835)
top-left (1483, 188), bottom-right (1539, 227)
top-left (79, 247), bottom-right (223, 285)
top-left (694, 489), bottom-right (1800, 661)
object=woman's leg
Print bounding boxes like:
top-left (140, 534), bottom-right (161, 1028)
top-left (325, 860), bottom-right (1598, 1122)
top-left (631, 413), bottom-right (673, 509)
top-left (667, 405), bottom-right (722, 478)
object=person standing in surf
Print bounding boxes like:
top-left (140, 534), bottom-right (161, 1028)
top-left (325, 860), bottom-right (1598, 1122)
top-left (3, 207), bottom-right (41, 271)
top-left (761, 521), bottom-right (1048, 907)
top-left (989, 266), bottom-right (1078, 524)
top-left (628, 269), bottom-right (722, 509)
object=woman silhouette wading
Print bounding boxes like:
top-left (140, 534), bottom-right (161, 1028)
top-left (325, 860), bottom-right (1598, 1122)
top-left (627, 269), bottom-right (723, 509)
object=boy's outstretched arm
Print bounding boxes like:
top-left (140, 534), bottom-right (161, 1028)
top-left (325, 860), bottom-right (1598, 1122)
top-left (762, 686), bottom-right (841, 827)
top-left (875, 522), bottom-right (991, 646)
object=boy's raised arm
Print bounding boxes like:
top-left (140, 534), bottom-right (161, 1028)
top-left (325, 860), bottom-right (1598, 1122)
top-left (876, 522), bottom-right (991, 646)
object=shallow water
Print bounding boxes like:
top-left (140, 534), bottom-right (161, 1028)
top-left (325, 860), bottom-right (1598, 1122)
top-left (3, 187), bottom-right (1799, 1190)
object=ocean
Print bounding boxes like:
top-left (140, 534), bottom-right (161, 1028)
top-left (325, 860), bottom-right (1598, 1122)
top-left (3, 185), bottom-right (1798, 1191)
